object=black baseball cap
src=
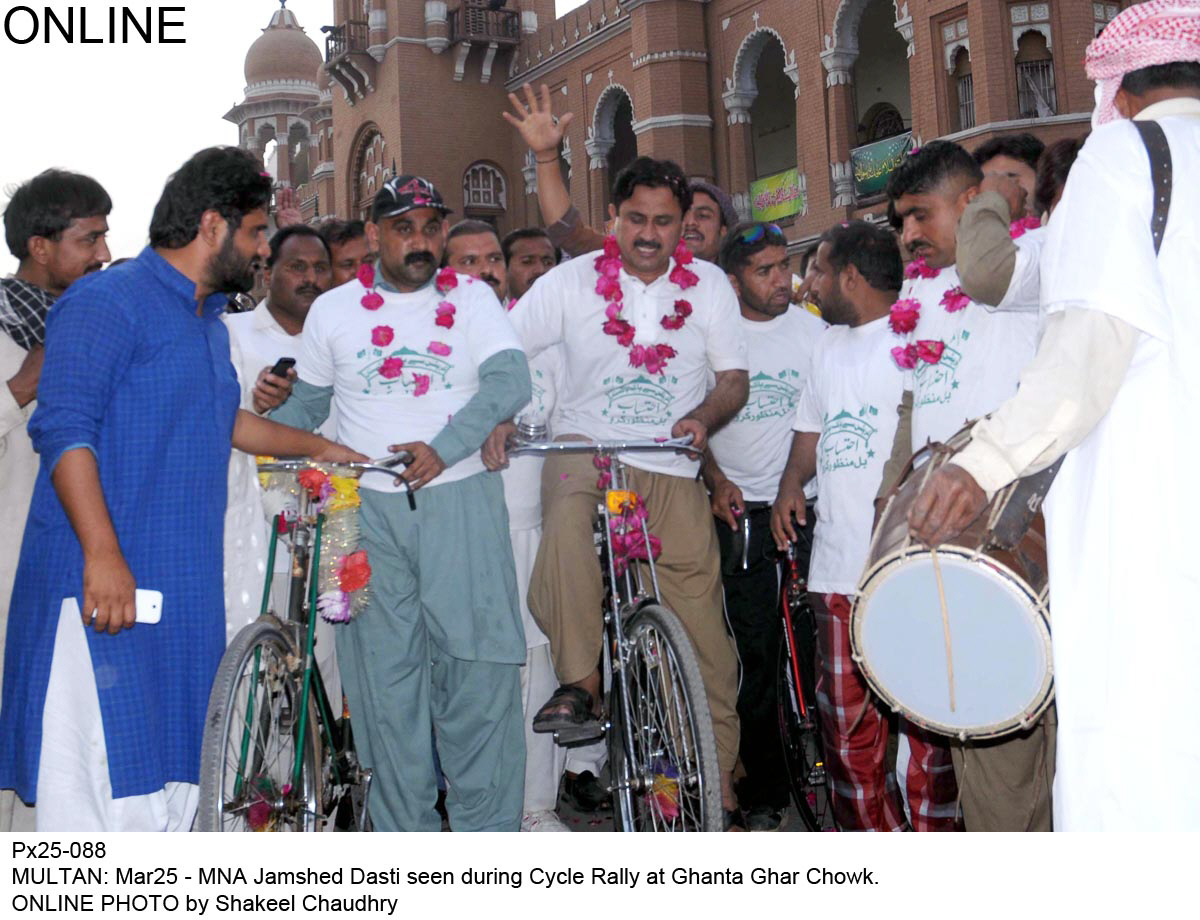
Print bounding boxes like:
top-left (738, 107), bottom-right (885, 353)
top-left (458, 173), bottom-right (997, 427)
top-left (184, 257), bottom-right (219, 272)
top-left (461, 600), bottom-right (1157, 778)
top-left (372, 174), bottom-right (452, 222)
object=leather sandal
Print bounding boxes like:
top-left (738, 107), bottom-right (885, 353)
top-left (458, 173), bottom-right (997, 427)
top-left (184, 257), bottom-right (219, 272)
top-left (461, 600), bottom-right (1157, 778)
top-left (532, 685), bottom-right (600, 734)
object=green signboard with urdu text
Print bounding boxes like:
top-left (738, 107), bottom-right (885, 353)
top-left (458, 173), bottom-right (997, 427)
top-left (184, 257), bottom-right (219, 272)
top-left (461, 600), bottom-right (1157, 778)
top-left (749, 168), bottom-right (805, 222)
top-left (851, 132), bottom-right (914, 199)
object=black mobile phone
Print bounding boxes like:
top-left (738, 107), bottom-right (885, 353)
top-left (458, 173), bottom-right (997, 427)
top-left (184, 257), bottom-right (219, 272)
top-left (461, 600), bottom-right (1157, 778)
top-left (269, 357), bottom-right (296, 378)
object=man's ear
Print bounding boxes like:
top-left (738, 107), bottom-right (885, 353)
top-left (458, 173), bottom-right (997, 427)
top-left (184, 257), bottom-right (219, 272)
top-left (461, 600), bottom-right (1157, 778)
top-left (1114, 87), bottom-right (1138, 119)
top-left (25, 236), bottom-right (52, 267)
top-left (365, 221), bottom-right (380, 252)
top-left (955, 181), bottom-right (981, 215)
top-left (840, 263), bottom-right (860, 293)
top-left (198, 210), bottom-right (227, 249)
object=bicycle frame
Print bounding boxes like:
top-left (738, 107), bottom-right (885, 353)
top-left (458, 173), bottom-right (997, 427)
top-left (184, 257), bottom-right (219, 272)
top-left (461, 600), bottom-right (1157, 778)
top-left (231, 458), bottom-right (408, 829)
top-left (780, 543), bottom-right (813, 724)
top-left (511, 436), bottom-right (700, 825)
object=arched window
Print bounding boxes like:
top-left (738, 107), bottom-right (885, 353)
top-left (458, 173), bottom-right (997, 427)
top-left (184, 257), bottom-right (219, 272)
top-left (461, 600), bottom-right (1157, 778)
top-left (951, 47), bottom-right (974, 132)
top-left (853, 0), bottom-right (911, 146)
top-left (288, 122), bottom-right (311, 187)
top-left (749, 38), bottom-right (798, 179)
top-left (861, 102), bottom-right (905, 143)
top-left (463, 163), bottom-right (506, 212)
top-left (605, 95), bottom-right (636, 179)
top-left (1016, 31), bottom-right (1056, 117)
top-left (350, 126), bottom-right (386, 221)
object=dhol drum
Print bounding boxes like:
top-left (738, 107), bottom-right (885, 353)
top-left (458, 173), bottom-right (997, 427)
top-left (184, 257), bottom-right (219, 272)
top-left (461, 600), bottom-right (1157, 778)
top-left (851, 423), bottom-right (1054, 740)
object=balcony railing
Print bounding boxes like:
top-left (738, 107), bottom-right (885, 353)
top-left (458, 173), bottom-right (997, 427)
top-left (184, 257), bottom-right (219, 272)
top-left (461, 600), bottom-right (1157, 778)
top-left (448, 2), bottom-right (520, 46)
top-left (325, 20), bottom-right (368, 61)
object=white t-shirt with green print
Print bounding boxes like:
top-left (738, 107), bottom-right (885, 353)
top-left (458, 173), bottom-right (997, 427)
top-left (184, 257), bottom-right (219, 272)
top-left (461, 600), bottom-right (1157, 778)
top-left (709, 306), bottom-right (826, 502)
top-left (793, 316), bottom-right (904, 595)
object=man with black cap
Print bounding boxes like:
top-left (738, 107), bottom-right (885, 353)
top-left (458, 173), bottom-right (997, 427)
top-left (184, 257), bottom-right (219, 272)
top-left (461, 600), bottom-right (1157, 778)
top-left (268, 174), bottom-right (533, 832)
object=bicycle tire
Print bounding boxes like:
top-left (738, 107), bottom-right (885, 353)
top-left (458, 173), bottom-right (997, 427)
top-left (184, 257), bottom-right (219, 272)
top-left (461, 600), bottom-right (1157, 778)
top-left (610, 604), bottom-right (723, 831)
top-left (777, 618), bottom-right (836, 831)
top-left (196, 617), bottom-right (321, 831)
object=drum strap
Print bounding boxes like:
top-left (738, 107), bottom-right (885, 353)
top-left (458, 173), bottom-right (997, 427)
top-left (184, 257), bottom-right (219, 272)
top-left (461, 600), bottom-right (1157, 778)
top-left (1134, 121), bottom-right (1173, 256)
top-left (987, 121), bottom-right (1173, 551)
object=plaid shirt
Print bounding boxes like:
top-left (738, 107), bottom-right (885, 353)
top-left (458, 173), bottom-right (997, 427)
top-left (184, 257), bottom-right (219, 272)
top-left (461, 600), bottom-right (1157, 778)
top-left (0, 277), bottom-right (55, 350)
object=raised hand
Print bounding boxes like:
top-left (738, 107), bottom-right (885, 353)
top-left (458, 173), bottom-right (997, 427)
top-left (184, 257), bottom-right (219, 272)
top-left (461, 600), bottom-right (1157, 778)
top-left (503, 83), bottom-right (573, 156)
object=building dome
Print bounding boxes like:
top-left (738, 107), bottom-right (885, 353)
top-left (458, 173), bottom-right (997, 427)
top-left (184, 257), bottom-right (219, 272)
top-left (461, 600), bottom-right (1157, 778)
top-left (244, 5), bottom-right (323, 88)
top-left (316, 61), bottom-right (332, 93)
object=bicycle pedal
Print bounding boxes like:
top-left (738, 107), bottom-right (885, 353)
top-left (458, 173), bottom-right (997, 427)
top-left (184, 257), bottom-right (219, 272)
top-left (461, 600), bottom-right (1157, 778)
top-left (553, 722), bottom-right (606, 746)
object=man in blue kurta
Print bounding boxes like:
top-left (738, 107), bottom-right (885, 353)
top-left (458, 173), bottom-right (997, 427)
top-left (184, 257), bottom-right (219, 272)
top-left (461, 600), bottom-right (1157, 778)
top-left (267, 175), bottom-right (532, 831)
top-left (0, 147), bottom-right (365, 831)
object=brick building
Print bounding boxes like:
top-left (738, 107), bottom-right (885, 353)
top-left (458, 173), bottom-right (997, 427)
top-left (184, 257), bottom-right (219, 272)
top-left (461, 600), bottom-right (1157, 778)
top-left (227, 1), bottom-right (1122, 250)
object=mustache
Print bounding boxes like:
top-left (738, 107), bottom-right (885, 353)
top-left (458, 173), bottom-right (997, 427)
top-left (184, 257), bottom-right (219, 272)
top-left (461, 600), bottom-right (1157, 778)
top-left (295, 285), bottom-right (322, 298)
top-left (405, 252), bottom-right (435, 266)
top-left (633, 240), bottom-right (662, 250)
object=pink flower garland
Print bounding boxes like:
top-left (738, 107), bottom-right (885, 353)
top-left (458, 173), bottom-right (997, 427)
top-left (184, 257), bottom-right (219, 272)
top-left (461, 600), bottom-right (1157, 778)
top-left (595, 236), bottom-right (696, 375)
top-left (1009, 215), bottom-right (1042, 239)
top-left (903, 256), bottom-right (940, 280)
top-left (888, 271), bottom-right (973, 369)
top-left (359, 264), bottom-right (458, 395)
top-left (610, 491), bottom-right (662, 575)
top-left (940, 286), bottom-right (970, 313)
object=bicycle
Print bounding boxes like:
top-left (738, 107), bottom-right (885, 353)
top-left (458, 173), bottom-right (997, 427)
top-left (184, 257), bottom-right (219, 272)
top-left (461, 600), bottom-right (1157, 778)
top-left (196, 454), bottom-right (413, 832)
top-left (511, 431), bottom-right (723, 832)
top-left (776, 531), bottom-right (837, 831)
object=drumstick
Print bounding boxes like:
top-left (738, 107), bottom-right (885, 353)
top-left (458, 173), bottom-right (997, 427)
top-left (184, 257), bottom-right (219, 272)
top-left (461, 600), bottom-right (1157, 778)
top-left (930, 548), bottom-right (956, 712)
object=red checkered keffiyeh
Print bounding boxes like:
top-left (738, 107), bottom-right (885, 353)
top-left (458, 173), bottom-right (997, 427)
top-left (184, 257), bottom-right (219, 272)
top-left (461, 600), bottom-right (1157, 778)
top-left (1086, 0), bottom-right (1200, 124)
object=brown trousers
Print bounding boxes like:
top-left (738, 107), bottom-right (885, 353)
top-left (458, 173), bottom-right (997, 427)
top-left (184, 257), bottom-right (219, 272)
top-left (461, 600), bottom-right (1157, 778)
top-left (528, 452), bottom-right (740, 772)
top-left (950, 706), bottom-right (1057, 831)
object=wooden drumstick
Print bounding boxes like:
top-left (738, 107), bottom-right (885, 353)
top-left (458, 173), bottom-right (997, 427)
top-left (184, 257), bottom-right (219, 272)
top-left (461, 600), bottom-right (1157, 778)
top-left (930, 548), bottom-right (956, 712)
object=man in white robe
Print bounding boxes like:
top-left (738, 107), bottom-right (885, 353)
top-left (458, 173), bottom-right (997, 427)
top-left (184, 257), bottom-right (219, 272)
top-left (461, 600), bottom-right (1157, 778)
top-left (909, 0), bottom-right (1200, 830)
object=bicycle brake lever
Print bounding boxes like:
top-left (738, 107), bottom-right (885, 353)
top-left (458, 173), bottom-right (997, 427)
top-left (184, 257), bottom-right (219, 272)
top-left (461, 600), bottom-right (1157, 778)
top-left (371, 452), bottom-right (417, 510)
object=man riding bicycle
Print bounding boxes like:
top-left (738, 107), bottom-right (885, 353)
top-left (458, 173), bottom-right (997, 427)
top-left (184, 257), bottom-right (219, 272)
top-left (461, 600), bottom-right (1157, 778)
top-left (487, 157), bottom-right (749, 817)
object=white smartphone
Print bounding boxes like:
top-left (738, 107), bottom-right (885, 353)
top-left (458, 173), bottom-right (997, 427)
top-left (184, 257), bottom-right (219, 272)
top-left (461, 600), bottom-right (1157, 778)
top-left (68, 589), bottom-right (163, 626)
top-left (134, 589), bottom-right (163, 624)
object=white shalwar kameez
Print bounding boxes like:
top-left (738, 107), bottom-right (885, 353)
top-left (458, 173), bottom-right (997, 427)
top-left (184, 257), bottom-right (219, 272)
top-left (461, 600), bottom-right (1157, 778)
top-left (956, 99), bottom-right (1200, 829)
top-left (1040, 105), bottom-right (1200, 830)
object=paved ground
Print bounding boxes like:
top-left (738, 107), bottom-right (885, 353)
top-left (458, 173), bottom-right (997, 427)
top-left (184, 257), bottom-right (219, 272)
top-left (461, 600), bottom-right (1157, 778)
top-left (554, 767), bottom-right (812, 833)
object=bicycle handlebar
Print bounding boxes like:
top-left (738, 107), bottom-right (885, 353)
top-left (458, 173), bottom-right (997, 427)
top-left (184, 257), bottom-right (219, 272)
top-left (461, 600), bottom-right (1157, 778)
top-left (257, 451), bottom-right (418, 508)
top-left (257, 451), bottom-right (414, 479)
top-left (509, 434), bottom-right (699, 457)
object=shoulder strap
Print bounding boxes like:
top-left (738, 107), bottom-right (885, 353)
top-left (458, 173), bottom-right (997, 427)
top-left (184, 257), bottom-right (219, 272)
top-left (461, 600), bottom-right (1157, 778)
top-left (1133, 120), bottom-right (1173, 255)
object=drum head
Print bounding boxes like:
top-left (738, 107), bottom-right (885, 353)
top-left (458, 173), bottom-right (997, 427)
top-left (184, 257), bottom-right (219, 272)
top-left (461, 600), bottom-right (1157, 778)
top-left (854, 549), bottom-right (1053, 739)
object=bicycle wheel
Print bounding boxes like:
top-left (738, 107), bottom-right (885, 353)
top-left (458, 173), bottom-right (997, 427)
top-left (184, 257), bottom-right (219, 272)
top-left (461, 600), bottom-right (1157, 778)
top-left (197, 617), bottom-right (321, 831)
top-left (610, 604), bottom-right (723, 831)
top-left (777, 614), bottom-right (836, 831)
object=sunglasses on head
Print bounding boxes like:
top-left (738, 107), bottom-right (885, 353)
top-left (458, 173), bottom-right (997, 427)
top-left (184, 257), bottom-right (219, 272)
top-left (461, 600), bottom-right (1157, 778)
top-left (738, 223), bottom-right (786, 244)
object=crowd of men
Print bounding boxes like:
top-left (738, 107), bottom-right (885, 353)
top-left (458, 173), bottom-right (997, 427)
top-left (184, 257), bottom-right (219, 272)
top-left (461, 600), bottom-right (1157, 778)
top-left (0, 0), bottom-right (1196, 833)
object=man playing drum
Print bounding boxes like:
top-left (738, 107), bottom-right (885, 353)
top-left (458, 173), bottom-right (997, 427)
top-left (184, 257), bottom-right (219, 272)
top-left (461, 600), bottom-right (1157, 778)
top-left (771, 221), bottom-right (956, 831)
top-left (910, 0), bottom-right (1200, 830)
top-left (882, 141), bottom-right (1053, 832)
top-left (702, 221), bottom-right (826, 830)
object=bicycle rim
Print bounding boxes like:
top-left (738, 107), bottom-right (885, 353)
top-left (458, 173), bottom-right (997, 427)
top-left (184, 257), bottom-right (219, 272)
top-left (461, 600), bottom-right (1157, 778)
top-left (777, 638), bottom-right (835, 831)
top-left (615, 605), bottom-right (722, 831)
top-left (197, 618), bottom-right (321, 831)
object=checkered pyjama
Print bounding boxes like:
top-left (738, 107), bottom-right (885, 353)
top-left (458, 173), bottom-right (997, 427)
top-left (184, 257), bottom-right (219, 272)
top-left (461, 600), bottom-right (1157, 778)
top-left (811, 592), bottom-right (958, 831)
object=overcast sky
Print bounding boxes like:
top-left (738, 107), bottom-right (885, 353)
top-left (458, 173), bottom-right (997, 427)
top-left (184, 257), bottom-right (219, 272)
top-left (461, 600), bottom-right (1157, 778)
top-left (0, 1), bottom-right (590, 275)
